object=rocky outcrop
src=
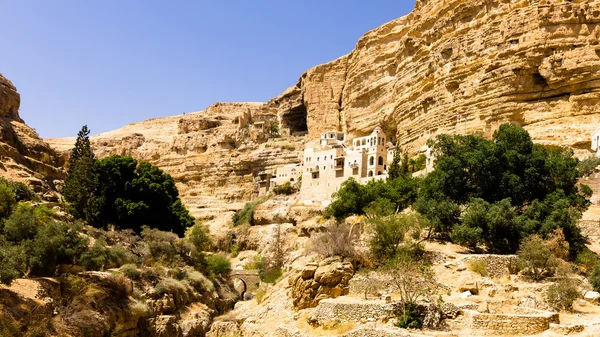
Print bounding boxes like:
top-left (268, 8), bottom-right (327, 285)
top-left (272, 0), bottom-right (600, 154)
top-left (0, 74), bottom-right (64, 200)
top-left (47, 103), bottom-right (304, 218)
top-left (289, 258), bottom-right (354, 309)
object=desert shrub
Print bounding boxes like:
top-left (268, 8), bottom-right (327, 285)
top-left (230, 243), bottom-right (240, 258)
top-left (261, 268), bottom-right (282, 284)
top-left (468, 260), bottom-right (488, 277)
top-left (280, 145), bottom-right (295, 151)
top-left (395, 303), bottom-right (425, 329)
top-left (0, 177), bottom-right (37, 203)
top-left (232, 198), bottom-right (265, 227)
top-left (576, 249), bottom-right (599, 274)
top-left (206, 254), bottom-right (231, 277)
top-left (0, 183), bottom-right (16, 219)
top-left (272, 182), bottom-right (296, 195)
top-left (546, 278), bottom-right (580, 311)
top-left (140, 226), bottom-right (180, 264)
top-left (577, 156), bottom-right (600, 177)
top-left (368, 213), bottom-right (426, 262)
top-left (0, 239), bottom-right (27, 284)
top-left (0, 311), bottom-right (20, 337)
top-left (517, 235), bottom-right (558, 281)
top-left (28, 221), bottom-right (89, 275)
top-left (120, 264), bottom-right (141, 280)
top-left (385, 253), bottom-right (437, 329)
top-left (187, 222), bottom-right (213, 252)
top-left (184, 268), bottom-right (214, 291)
top-left (255, 285), bottom-right (268, 304)
top-left (308, 222), bottom-right (356, 259)
top-left (80, 238), bottom-right (128, 271)
top-left (153, 277), bottom-right (193, 302)
top-left (128, 301), bottom-right (150, 319)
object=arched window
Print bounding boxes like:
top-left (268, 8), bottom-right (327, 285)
top-left (368, 171), bottom-right (374, 177)
top-left (362, 139), bottom-right (366, 146)
top-left (378, 171), bottom-right (382, 175)
top-left (378, 156), bottom-right (383, 165)
top-left (369, 156), bottom-right (374, 165)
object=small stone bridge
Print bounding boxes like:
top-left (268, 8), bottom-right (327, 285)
top-left (230, 269), bottom-right (260, 295)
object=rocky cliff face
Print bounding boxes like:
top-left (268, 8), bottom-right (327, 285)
top-left (47, 103), bottom-right (304, 218)
top-left (48, 0), bottom-right (600, 214)
top-left (276, 0), bottom-right (600, 153)
top-left (0, 74), bottom-right (64, 200)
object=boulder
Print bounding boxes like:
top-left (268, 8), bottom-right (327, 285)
top-left (289, 259), bottom-right (354, 309)
top-left (584, 291), bottom-right (600, 303)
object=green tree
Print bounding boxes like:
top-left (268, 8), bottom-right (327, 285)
top-left (368, 213), bottom-right (426, 262)
top-left (0, 183), bottom-right (16, 220)
top-left (388, 144), bottom-right (402, 180)
top-left (419, 123), bottom-right (590, 256)
top-left (63, 125), bottom-right (98, 222)
top-left (92, 155), bottom-right (194, 236)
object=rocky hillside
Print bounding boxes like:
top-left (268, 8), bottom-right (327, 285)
top-left (0, 74), bottom-right (63, 201)
top-left (46, 0), bottom-right (600, 214)
top-left (47, 103), bottom-right (304, 218)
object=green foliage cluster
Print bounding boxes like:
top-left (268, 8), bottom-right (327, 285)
top-left (577, 156), bottom-right (600, 177)
top-left (63, 126), bottom-right (195, 236)
top-left (243, 254), bottom-right (282, 284)
top-left (0, 203), bottom-right (88, 284)
top-left (517, 235), bottom-right (558, 281)
top-left (205, 254), bottom-right (231, 277)
top-left (418, 124), bottom-right (590, 255)
top-left (367, 213), bottom-right (426, 262)
top-left (272, 182), bottom-right (297, 195)
top-left (325, 175), bottom-right (419, 220)
top-left (0, 177), bottom-right (37, 203)
top-left (546, 278), bottom-right (580, 311)
top-left (232, 198), bottom-right (265, 226)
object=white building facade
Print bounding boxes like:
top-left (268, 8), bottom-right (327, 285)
top-left (300, 127), bottom-right (389, 204)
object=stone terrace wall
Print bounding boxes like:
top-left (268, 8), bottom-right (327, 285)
top-left (464, 308), bottom-right (559, 335)
top-left (462, 255), bottom-right (518, 278)
top-left (309, 298), bottom-right (398, 325)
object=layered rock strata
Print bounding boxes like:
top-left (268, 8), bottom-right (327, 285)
top-left (0, 74), bottom-right (64, 200)
top-left (48, 0), bottom-right (600, 214)
top-left (47, 102), bottom-right (304, 218)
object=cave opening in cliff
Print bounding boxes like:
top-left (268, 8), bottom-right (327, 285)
top-left (281, 104), bottom-right (308, 135)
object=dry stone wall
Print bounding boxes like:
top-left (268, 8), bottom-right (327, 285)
top-left (463, 308), bottom-right (559, 335)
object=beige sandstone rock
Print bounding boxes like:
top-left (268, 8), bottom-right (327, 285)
top-left (289, 258), bottom-right (354, 309)
top-left (0, 74), bottom-right (64, 200)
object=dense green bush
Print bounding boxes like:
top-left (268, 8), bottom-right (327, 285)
top-left (80, 238), bottom-right (128, 271)
top-left (205, 254), bottom-right (231, 277)
top-left (0, 177), bottom-right (37, 202)
top-left (395, 303), bottom-right (425, 329)
top-left (419, 124), bottom-right (590, 255)
top-left (326, 175), bottom-right (419, 220)
top-left (0, 183), bottom-right (16, 219)
top-left (187, 222), bottom-right (213, 252)
top-left (368, 213), bottom-right (426, 262)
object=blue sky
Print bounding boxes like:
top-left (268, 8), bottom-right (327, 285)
top-left (1, 1), bottom-right (415, 138)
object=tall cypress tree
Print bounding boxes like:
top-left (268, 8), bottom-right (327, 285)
top-left (388, 144), bottom-right (402, 180)
top-left (63, 125), bottom-right (97, 222)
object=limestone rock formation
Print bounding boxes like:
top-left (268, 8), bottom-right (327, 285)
top-left (289, 258), bottom-right (354, 309)
top-left (47, 0), bottom-right (600, 215)
top-left (274, 0), bottom-right (600, 154)
top-left (47, 103), bottom-right (304, 218)
top-left (0, 74), bottom-right (64, 200)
